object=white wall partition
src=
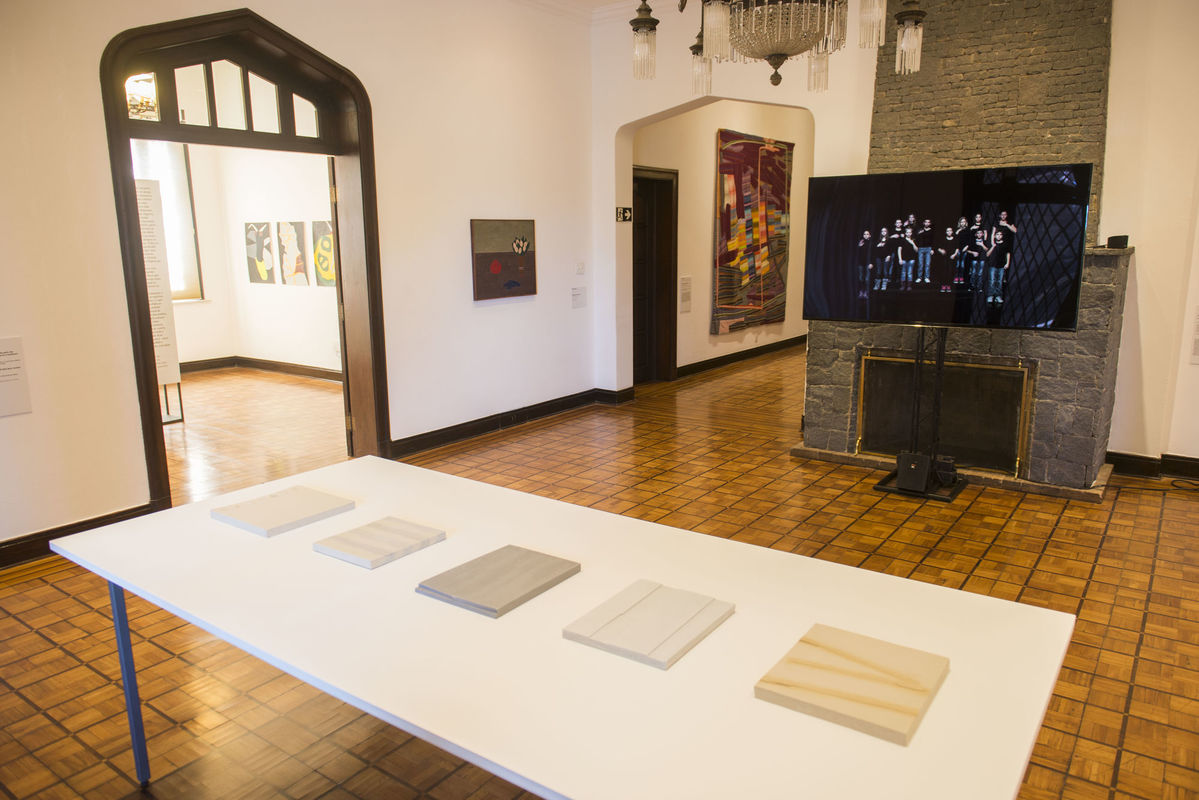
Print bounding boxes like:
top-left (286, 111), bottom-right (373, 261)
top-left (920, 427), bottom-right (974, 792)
top-left (633, 100), bottom-right (814, 368)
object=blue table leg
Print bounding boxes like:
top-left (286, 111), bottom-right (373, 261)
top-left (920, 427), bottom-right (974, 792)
top-left (108, 581), bottom-right (151, 787)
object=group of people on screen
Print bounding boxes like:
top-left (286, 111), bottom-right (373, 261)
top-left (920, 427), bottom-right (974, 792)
top-left (855, 211), bottom-right (1018, 305)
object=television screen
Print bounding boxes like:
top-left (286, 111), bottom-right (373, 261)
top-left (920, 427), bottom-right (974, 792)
top-left (802, 164), bottom-right (1092, 330)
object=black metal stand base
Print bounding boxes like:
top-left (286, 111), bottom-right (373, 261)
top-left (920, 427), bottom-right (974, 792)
top-left (874, 469), bottom-right (968, 502)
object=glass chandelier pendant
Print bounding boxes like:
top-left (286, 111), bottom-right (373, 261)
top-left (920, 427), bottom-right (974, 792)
top-left (728, 0), bottom-right (848, 85)
top-left (894, 0), bottom-right (926, 74)
top-left (808, 51), bottom-right (829, 92)
top-left (630, 1), bottom-right (659, 80)
top-left (690, 29), bottom-right (712, 96)
top-left (702, 0), bottom-right (732, 62)
top-left (859, 0), bottom-right (886, 48)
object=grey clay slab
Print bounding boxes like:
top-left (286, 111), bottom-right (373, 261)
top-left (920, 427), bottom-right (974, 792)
top-left (416, 544), bottom-right (580, 618)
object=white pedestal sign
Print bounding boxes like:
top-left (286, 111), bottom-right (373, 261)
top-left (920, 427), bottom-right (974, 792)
top-left (135, 179), bottom-right (182, 387)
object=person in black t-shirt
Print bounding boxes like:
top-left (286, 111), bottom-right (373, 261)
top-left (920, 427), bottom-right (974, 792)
top-left (874, 227), bottom-right (891, 290)
top-left (968, 229), bottom-right (989, 291)
top-left (992, 210), bottom-right (1017, 245)
top-left (987, 228), bottom-right (1012, 304)
top-left (953, 216), bottom-right (972, 285)
top-left (857, 229), bottom-right (872, 298)
top-left (897, 227), bottom-right (919, 291)
top-left (936, 226), bottom-right (956, 292)
top-left (888, 224), bottom-right (903, 289)
top-left (914, 219), bottom-right (935, 284)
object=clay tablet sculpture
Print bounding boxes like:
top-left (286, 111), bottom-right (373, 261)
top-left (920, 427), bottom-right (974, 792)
top-left (563, 579), bottom-right (734, 669)
top-left (754, 623), bottom-right (950, 745)
top-left (313, 517), bottom-right (446, 569)
top-left (416, 544), bottom-right (580, 618)
top-left (210, 486), bottom-right (355, 537)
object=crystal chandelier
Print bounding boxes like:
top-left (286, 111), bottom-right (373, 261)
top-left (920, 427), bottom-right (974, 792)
top-left (631, 0), bottom-right (926, 93)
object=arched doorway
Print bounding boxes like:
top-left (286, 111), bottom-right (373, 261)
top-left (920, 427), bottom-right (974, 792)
top-left (101, 9), bottom-right (388, 509)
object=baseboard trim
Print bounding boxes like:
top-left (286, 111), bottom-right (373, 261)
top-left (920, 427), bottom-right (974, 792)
top-left (391, 386), bottom-right (635, 457)
top-left (1105, 452), bottom-right (1161, 477)
top-left (181, 356), bottom-right (342, 382)
top-left (0, 501), bottom-right (165, 569)
top-left (1107, 451), bottom-right (1199, 479)
top-left (675, 334), bottom-right (807, 378)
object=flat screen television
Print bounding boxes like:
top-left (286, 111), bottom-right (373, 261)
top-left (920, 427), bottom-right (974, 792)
top-left (802, 163), bottom-right (1092, 330)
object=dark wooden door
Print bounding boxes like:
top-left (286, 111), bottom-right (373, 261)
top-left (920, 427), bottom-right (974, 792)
top-left (632, 169), bottom-right (678, 384)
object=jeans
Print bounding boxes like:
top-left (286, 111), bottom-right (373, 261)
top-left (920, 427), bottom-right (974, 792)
top-left (901, 259), bottom-right (915, 284)
top-left (917, 247), bottom-right (932, 282)
top-left (955, 254), bottom-right (969, 283)
top-left (971, 259), bottom-right (986, 290)
top-left (988, 266), bottom-right (1005, 299)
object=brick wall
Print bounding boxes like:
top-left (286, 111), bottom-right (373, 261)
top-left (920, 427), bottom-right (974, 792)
top-left (802, 1), bottom-right (1124, 489)
top-left (870, 0), bottom-right (1112, 238)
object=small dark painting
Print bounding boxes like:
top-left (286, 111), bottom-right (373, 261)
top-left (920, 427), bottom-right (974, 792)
top-left (471, 219), bottom-right (537, 301)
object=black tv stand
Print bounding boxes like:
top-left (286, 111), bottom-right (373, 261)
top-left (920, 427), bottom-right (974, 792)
top-left (874, 326), bottom-right (968, 502)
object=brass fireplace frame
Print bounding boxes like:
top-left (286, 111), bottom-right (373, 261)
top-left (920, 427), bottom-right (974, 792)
top-left (855, 352), bottom-right (1035, 477)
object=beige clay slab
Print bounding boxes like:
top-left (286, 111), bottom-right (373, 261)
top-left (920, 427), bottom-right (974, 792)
top-left (416, 544), bottom-right (580, 618)
top-left (563, 579), bottom-right (734, 669)
top-left (210, 486), bottom-right (355, 537)
top-left (313, 517), bottom-right (446, 569)
top-left (754, 623), bottom-right (950, 745)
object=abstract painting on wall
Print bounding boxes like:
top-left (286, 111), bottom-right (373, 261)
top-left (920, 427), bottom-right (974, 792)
top-left (245, 222), bottom-right (275, 284)
top-left (470, 219), bottom-right (537, 301)
top-left (277, 221), bottom-right (309, 286)
top-left (312, 220), bottom-right (337, 287)
top-left (711, 129), bottom-right (794, 334)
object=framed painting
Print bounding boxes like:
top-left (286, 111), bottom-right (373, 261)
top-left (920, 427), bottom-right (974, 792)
top-left (470, 219), bottom-right (536, 301)
top-left (312, 220), bottom-right (337, 287)
top-left (245, 222), bottom-right (275, 284)
top-left (277, 221), bottom-right (309, 285)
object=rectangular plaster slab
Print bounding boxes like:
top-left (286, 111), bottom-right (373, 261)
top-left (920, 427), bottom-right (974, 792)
top-left (313, 517), bottom-right (446, 569)
top-left (416, 544), bottom-right (580, 618)
top-left (755, 623), bottom-right (950, 746)
top-left (210, 486), bottom-right (355, 537)
top-left (563, 579), bottom-right (734, 669)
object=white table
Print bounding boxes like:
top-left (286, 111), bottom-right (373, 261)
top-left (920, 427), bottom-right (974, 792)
top-left (52, 456), bottom-right (1074, 799)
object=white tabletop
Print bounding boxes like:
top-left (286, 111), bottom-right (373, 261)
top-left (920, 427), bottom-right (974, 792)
top-left (52, 456), bottom-right (1074, 800)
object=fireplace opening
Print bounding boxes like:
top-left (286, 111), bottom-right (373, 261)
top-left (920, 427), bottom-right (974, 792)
top-left (857, 355), bottom-right (1032, 475)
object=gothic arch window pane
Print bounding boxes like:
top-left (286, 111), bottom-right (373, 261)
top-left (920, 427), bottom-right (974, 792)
top-left (212, 60), bottom-right (246, 130)
top-left (126, 73), bottom-right (159, 121)
top-left (293, 94), bottom-right (319, 138)
top-left (174, 64), bottom-right (209, 126)
top-left (248, 72), bottom-right (280, 134)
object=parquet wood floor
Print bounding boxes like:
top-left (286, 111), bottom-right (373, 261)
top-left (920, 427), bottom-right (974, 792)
top-left (3, 351), bottom-right (1198, 799)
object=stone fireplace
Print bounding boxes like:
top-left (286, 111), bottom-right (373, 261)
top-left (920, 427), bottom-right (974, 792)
top-left (797, 248), bottom-right (1131, 490)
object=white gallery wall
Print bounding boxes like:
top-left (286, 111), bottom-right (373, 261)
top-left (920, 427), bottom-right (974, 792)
top-left (179, 145), bottom-right (342, 371)
top-left (2, 0), bottom-right (1198, 546)
top-left (1101, 0), bottom-right (1199, 460)
top-left (633, 100), bottom-right (814, 367)
top-left (587, 1), bottom-right (880, 391)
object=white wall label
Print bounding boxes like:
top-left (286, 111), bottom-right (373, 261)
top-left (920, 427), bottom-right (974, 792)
top-left (1191, 306), bottom-right (1199, 366)
top-left (0, 337), bottom-right (33, 417)
top-left (135, 179), bottom-right (182, 386)
top-left (680, 275), bottom-right (692, 313)
top-left (572, 287), bottom-right (587, 309)
top-left (616, 207), bottom-right (632, 222)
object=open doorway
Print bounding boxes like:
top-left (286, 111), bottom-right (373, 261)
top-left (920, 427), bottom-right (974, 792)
top-left (103, 10), bottom-right (389, 510)
top-left (130, 138), bottom-right (346, 501)
top-left (632, 167), bottom-right (678, 384)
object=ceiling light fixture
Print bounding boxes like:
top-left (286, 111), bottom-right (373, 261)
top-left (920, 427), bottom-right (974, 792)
top-left (631, 0), bottom-right (926, 93)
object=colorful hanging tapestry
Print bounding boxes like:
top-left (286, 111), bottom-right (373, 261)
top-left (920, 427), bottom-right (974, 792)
top-left (277, 221), bottom-right (309, 286)
top-left (711, 129), bottom-right (794, 334)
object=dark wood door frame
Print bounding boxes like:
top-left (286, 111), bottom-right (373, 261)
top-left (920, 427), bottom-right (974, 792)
top-left (101, 9), bottom-right (389, 510)
top-left (632, 166), bottom-right (679, 383)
